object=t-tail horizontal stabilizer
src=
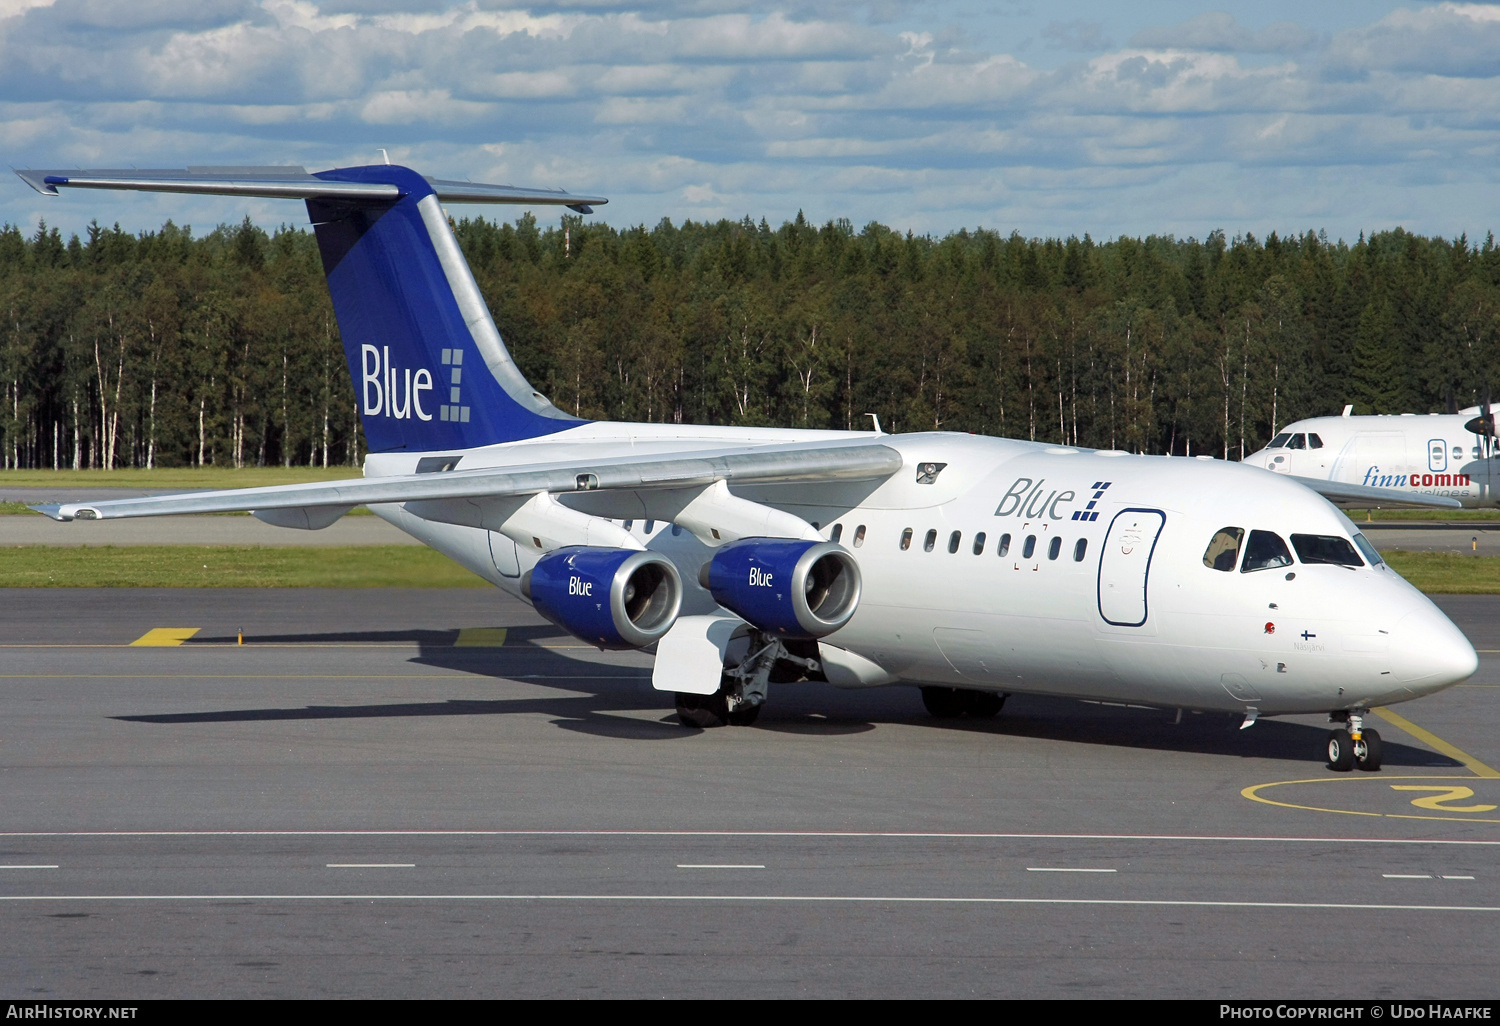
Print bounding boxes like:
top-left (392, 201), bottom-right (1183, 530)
top-left (17, 163), bottom-right (608, 453)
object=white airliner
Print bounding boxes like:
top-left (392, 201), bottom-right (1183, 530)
top-left (1244, 405), bottom-right (1500, 508)
top-left (16, 163), bottom-right (1479, 771)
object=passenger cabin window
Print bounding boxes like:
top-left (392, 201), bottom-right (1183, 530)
top-left (1308, 433), bottom-right (1324, 449)
top-left (973, 532), bottom-right (987, 555)
top-left (901, 528), bottom-right (913, 551)
top-left (1291, 534), bottom-right (1363, 568)
top-left (1352, 533), bottom-right (1384, 566)
top-left (623, 520), bottom-right (634, 531)
top-left (1268, 433), bottom-right (1292, 448)
top-left (924, 529), bottom-right (938, 552)
top-left (644, 520), bottom-right (655, 534)
top-left (1286, 433), bottom-right (1307, 450)
top-left (1073, 538), bottom-right (1088, 562)
top-left (1241, 530), bottom-right (1294, 572)
top-left (1022, 535), bottom-right (1036, 559)
top-left (830, 524), bottom-right (843, 543)
top-left (1202, 527), bottom-right (1245, 572)
top-left (948, 530), bottom-right (961, 554)
top-left (1047, 536), bottom-right (1061, 560)
top-left (853, 525), bottom-right (866, 548)
top-left (997, 533), bottom-right (1011, 557)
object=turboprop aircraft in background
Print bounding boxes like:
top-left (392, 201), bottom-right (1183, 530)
top-left (15, 163), bottom-right (1479, 771)
top-left (1243, 403), bottom-right (1500, 508)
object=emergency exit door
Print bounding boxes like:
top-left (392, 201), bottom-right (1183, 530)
top-left (1097, 509), bottom-right (1166, 627)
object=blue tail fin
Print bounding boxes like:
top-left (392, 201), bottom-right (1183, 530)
top-left (307, 164), bottom-right (584, 452)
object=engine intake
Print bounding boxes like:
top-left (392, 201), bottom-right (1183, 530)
top-left (523, 547), bottom-right (682, 650)
top-left (701, 539), bottom-right (860, 638)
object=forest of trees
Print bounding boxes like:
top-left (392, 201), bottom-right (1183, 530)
top-left (2, 208), bottom-right (1500, 470)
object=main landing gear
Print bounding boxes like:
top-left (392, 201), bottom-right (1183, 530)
top-left (675, 632), bottom-right (821, 728)
top-left (920, 686), bottom-right (1007, 719)
top-left (1326, 709), bottom-right (1382, 772)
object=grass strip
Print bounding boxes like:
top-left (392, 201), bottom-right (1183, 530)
top-left (1378, 551), bottom-right (1500, 593)
top-left (0, 543), bottom-right (1493, 594)
top-left (1357, 508), bottom-right (1500, 521)
top-left (0, 545), bottom-right (489, 588)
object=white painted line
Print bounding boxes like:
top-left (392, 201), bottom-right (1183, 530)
top-left (0, 830), bottom-right (1496, 846)
top-left (677, 864), bottom-right (765, 869)
top-left (0, 865), bottom-right (57, 870)
top-left (1028, 868), bottom-right (1116, 873)
top-left (1442, 875), bottom-right (1476, 880)
top-left (1383, 874), bottom-right (1433, 879)
top-left (0, 894), bottom-right (1495, 912)
top-left (326, 864), bottom-right (415, 869)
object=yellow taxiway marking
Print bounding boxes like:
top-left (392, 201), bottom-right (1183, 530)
top-left (128, 628), bottom-right (200, 647)
top-left (1389, 785), bottom-right (1498, 813)
top-left (1242, 776), bottom-right (1500, 824)
top-left (454, 628), bottom-right (507, 648)
top-left (1371, 706), bottom-right (1500, 778)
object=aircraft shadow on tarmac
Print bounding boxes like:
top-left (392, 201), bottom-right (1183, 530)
top-left (114, 626), bottom-right (1464, 767)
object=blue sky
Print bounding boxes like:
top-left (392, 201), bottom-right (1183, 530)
top-left (4, 1), bottom-right (1499, 243)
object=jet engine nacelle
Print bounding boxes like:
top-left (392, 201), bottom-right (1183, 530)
top-left (523, 547), bottom-right (682, 650)
top-left (701, 539), bottom-right (860, 639)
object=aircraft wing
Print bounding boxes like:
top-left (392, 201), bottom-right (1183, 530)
top-left (1290, 475), bottom-right (1463, 510)
top-left (15, 167), bottom-right (607, 212)
top-left (31, 441), bottom-right (903, 522)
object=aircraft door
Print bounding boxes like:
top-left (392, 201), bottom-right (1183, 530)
top-left (1097, 509), bottom-right (1166, 627)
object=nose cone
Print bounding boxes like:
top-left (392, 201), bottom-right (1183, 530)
top-left (1243, 450), bottom-right (1268, 469)
top-left (1390, 606), bottom-right (1479, 690)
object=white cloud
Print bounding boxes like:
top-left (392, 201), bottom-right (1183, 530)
top-left (3, 2), bottom-right (1500, 244)
top-left (1130, 12), bottom-right (1315, 54)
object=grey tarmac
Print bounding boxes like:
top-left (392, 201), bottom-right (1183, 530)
top-left (0, 587), bottom-right (1496, 999)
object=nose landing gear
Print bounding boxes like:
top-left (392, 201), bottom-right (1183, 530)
top-left (1326, 709), bottom-right (1382, 772)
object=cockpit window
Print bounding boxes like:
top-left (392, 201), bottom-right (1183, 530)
top-left (1268, 433), bottom-right (1291, 449)
top-left (1286, 433), bottom-right (1307, 450)
top-left (1291, 534), bottom-right (1364, 568)
top-left (1352, 533), bottom-right (1384, 566)
top-left (1203, 527), bottom-right (1245, 572)
top-left (1308, 433), bottom-right (1324, 449)
top-left (1241, 530), bottom-right (1294, 572)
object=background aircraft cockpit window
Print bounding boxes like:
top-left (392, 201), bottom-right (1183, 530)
top-left (1286, 433), bottom-right (1307, 449)
top-left (830, 524), bottom-right (843, 543)
top-left (1290, 534), bottom-right (1363, 568)
top-left (997, 533), bottom-right (1011, 557)
top-left (1268, 433), bottom-right (1292, 448)
top-left (1307, 434), bottom-right (1324, 449)
top-left (973, 532), bottom-right (986, 555)
top-left (924, 529), bottom-right (937, 552)
top-left (1241, 530), bottom-right (1294, 572)
top-left (853, 525), bottom-right (866, 548)
top-left (1022, 535), bottom-right (1037, 559)
top-left (1202, 527), bottom-right (1245, 571)
top-left (901, 528), bottom-right (913, 551)
top-left (948, 530), bottom-right (961, 554)
top-left (1352, 533), bottom-right (1384, 566)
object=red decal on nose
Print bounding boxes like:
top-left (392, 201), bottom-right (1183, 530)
top-left (1264, 622), bottom-right (1276, 634)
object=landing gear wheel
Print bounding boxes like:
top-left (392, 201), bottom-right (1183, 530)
top-left (921, 687), bottom-right (966, 718)
top-left (1326, 730), bottom-right (1355, 772)
top-left (967, 691), bottom-right (1007, 718)
top-left (675, 691), bottom-right (729, 728)
top-left (1355, 728), bottom-right (1383, 772)
top-left (727, 703), bottom-right (762, 727)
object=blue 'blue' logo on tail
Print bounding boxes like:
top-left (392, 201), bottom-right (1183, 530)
top-left (307, 164), bottom-right (584, 453)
